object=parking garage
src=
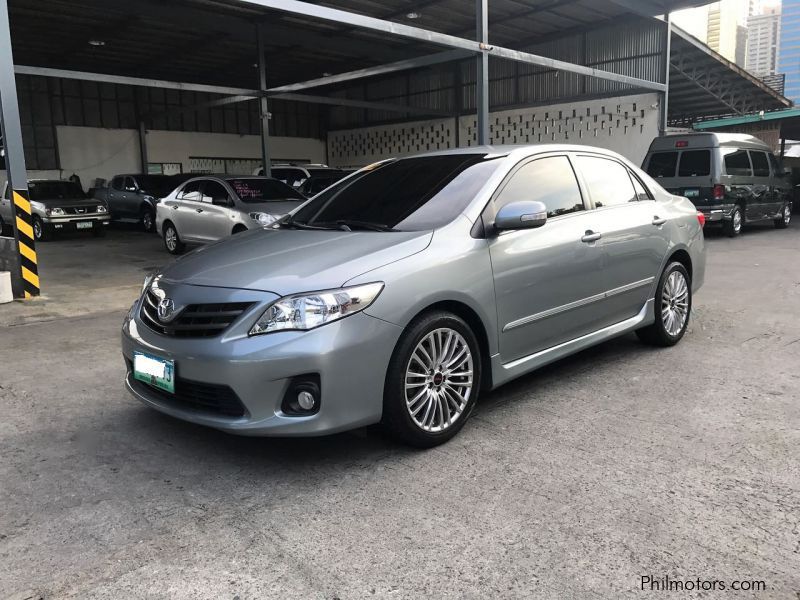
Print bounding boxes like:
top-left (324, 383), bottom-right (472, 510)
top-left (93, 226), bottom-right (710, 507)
top-left (1, 0), bottom-right (799, 598)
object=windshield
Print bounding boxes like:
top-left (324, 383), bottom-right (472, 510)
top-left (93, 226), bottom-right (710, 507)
top-left (227, 178), bottom-right (305, 203)
top-left (28, 181), bottom-right (85, 201)
top-left (289, 154), bottom-right (502, 231)
top-left (137, 175), bottom-right (184, 197)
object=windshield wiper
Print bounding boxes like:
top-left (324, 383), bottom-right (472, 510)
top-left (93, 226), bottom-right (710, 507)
top-left (322, 220), bottom-right (398, 232)
top-left (277, 216), bottom-right (337, 230)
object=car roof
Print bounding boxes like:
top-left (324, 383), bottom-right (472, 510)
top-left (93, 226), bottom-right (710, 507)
top-left (408, 143), bottom-right (633, 163)
top-left (647, 132), bottom-right (771, 152)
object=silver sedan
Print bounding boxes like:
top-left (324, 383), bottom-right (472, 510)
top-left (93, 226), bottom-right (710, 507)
top-left (123, 145), bottom-right (705, 447)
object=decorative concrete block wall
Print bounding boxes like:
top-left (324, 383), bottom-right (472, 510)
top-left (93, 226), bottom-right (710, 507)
top-left (327, 92), bottom-right (661, 168)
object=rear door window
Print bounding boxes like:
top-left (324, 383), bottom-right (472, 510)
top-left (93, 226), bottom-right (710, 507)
top-left (749, 151), bottom-right (770, 177)
top-left (177, 180), bottom-right (203, 202)
top-left (723, 149), bottom-right (753, 176)
top-left (575, 156), bottom-right (637, 208)
top-left (646, 152), bottom-right (678, 178)
top-left (678, 150), bottom-right (711, 177)
top-left (203, 180), bottom-right (231, 206)
top-left (111, 176), bottom-right (124, 191)
top-left (630, 173), bottom-right (652, 200)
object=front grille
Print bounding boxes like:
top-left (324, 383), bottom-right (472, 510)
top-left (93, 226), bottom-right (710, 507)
top-left (140, 290), bottom-right (253, 338)
top-left (64, 206), bottom-right (97, 215)
top-left (130, 372), bottom-right (246, 417)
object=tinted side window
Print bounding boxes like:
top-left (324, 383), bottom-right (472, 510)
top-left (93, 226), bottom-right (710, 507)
top-left (111, 176), bottom-right (124, 191)
top-left (723, 149), bottom-right (752, 176)
top-left (178, 180), bottom-right (203, 201)
top-left (678, 150), bottom-right (711, 177)
top-left (749, 151), bottom-right (770, 177)
top-left (575, 156), bottom-right (637, 208)
top-left (646, 152), bottom-right (677, 178)
top-left (123, 176), bottom-right (137, 191)
top-left (203, 180), bottom-right (231, 205)
top-left (631, 173), bottom-right (652, 200)
top-left (495, 156), bottom-right (584, 218)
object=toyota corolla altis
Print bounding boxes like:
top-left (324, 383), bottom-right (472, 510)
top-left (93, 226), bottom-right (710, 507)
top-left (122, 145), bottom-right (705, 447)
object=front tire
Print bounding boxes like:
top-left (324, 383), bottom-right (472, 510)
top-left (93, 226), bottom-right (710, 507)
top-left (636, 262), bottom-right (692, 347)
top-left (723, 206), bottom-right (743, 237)
top-left (774, 204), bottom-right (791, 229)
top-left (382, 311), bottom-right (481, 448)
top-left (32, 216), bottom-right (50, 241)
top-left (163, 221), bottom-right (185, 255)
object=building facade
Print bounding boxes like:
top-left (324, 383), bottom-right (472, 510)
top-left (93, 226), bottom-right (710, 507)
top-left (747, 6), bottom-right (781, 76)
top-left (779, 0), bottom-right (800, 102)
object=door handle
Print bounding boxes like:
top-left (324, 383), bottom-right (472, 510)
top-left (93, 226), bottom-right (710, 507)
top-left (581, 230), bottom-right (602, 243)
top-left (652, 216), bottom-right (667, 226)
top-left (196, 208), bottom-right (204, 213)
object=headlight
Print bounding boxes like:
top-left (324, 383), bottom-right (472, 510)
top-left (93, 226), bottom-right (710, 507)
top-left (96, 205), bottom-right (107, 213)
top-left (46, 207), bottom-right (65, 216)
top-left (141, 273), bottom-right (156, 295)
top-left (249, 212), bottom-right (278, 226)
top-left (249, 282), bottom-right (384, 335)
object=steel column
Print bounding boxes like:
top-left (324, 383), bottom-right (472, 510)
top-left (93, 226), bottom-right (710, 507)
top-left (660, 14), bottom-right (671, 134)
top-left (0, 0), bottom-right (38, 298)
top-left (257, 24), bottom-right (271, 176)
top-left (138, 121), bottom-right (148, 173)
top-left (476, 0), bottom-right (489, 145)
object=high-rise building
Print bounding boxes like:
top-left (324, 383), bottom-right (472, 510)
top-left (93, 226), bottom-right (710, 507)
top-left (779, 0), bottom-right (800, 102)
top-left (747, 6), bottom-right (781, 76)
top-left (673, 0), bottom-right (754, 67)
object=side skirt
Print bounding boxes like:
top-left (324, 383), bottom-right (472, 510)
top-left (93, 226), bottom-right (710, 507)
top-left (490, 299), bottom-right (655, 388)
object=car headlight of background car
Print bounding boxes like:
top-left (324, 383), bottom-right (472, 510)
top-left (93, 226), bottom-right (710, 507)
top-left (141, 273), bottom-right (156, 295)
top-left (250, 282), bottom-right (384, 335)
top-left (46, 207), bottom-right (65, 216)
top-left (249, 212), bottom-right (278, 226)
top-left (96, 204), bottom-right (108, 213)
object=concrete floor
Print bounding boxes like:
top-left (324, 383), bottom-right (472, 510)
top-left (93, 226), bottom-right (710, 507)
top-left (1, 222), bottom-right (799, 599)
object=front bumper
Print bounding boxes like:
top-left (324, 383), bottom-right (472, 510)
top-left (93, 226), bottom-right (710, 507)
top-left (695, 204), bottom-right (735, 223)
top-left (121, 291), bottom-right (403, 436)
top-left (42, 214), bottom-right (111, 229)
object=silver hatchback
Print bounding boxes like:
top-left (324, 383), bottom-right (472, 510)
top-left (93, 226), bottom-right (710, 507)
top-left (124, 145), bottom-right (706, 447)
top-left (156, 175), bottom-right (305, 254)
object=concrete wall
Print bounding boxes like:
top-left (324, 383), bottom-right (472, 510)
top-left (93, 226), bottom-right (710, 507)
top-left (1, 126), bottom-right (327, 191)
top-left (327, 92), bottom-right (661, 168)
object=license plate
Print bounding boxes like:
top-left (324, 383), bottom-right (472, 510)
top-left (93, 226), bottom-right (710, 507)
top-left (683, 188), bottom-right (700, 198)
top-left (133, 351), bottom-right (175, 394)
top-left (76, 221), bottom-right (93, 230)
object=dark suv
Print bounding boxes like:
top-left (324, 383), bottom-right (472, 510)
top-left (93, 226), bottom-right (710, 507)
top-left (96, 174), bottom-right (193, 232)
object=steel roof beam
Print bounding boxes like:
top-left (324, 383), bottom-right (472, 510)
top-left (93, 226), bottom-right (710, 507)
top-left (236, 0), bottom-right (666, 92)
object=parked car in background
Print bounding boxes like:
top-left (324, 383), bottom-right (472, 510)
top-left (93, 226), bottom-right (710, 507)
top-left (124, 145), bottom-right (705, 447)
top-left (156, 175), bottom-right (305, 254)
top-left (1, 179), bottom-right (109, 241)
top-left (93, 173), bottom-right (194, 233)
top-left (253, 163), bottom-right (347, 196)
top-left (643, 133), bottom-right (792, 237)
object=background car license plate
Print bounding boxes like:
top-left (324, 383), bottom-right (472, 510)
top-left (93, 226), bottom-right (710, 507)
top-left (133, 351), bottom-right (175, 393)
top-left (76, 221), bottom-right (93, 230)
top-left (683, 189), bottom-right (700, 198)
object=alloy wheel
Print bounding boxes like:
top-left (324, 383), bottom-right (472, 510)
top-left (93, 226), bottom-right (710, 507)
top-left (404, 327), bottom-right (473, 433)
top-left (662, 270), bottom-right (689, 337)
top-left (33, 219), bottom-right (43, 240)
top-left (784, 206), bottom-right (791, 225)
top-left (165, 227), bottom-right (177, 251)
top-left (733, 209), bottom-right (742, 233)
top-left (143, 210), bottom-right (154, 231)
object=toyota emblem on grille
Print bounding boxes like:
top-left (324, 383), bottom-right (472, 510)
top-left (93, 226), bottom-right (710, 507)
top-left (157, 298), bottom-right (177, 322)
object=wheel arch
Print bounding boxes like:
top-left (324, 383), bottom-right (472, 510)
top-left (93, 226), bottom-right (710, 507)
top-left (406, 299), bottom-right (494, 390)
top-left (667, 248), bottom-right (692, 281)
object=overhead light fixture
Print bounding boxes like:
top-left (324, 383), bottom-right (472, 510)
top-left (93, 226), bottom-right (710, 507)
top-left (406, 12), bottom-right (420, 19)
top-left (88, 39), bottom-right (105, 47)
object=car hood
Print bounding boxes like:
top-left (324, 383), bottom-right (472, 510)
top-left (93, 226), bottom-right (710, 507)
top-left (239, 200), bottom-right (304, 216)
top-left (160, 228), bottom-right (433, 295)
top-left (31, 197), bottom-right (96, 208)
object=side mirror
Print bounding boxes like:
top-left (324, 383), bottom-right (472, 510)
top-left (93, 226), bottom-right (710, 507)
top-left (495, 200), bottom-right (548, 231)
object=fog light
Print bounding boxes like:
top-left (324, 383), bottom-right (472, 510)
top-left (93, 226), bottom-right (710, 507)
top-left (281, 374), bottom-right (321, 416)
top-left (297, 390), bottom-right (315, 410)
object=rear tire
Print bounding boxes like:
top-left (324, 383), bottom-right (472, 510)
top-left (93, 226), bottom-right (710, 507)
top-left (163, 221), bottom-right (185, 255)
top-left (774, 204), bottom-right (791, 229)
top-left (636, 262), bottom-right (692, 347)
top-left (723, 206), bottom-right (743, 237)
top-left (382, 311), bottom-right (482, 448)
top-left (141, 206), bottom-right (156, 233)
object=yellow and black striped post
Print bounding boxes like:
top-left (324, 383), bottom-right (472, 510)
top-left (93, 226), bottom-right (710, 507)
top-left (11, 188), bottom-right (39, 297)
